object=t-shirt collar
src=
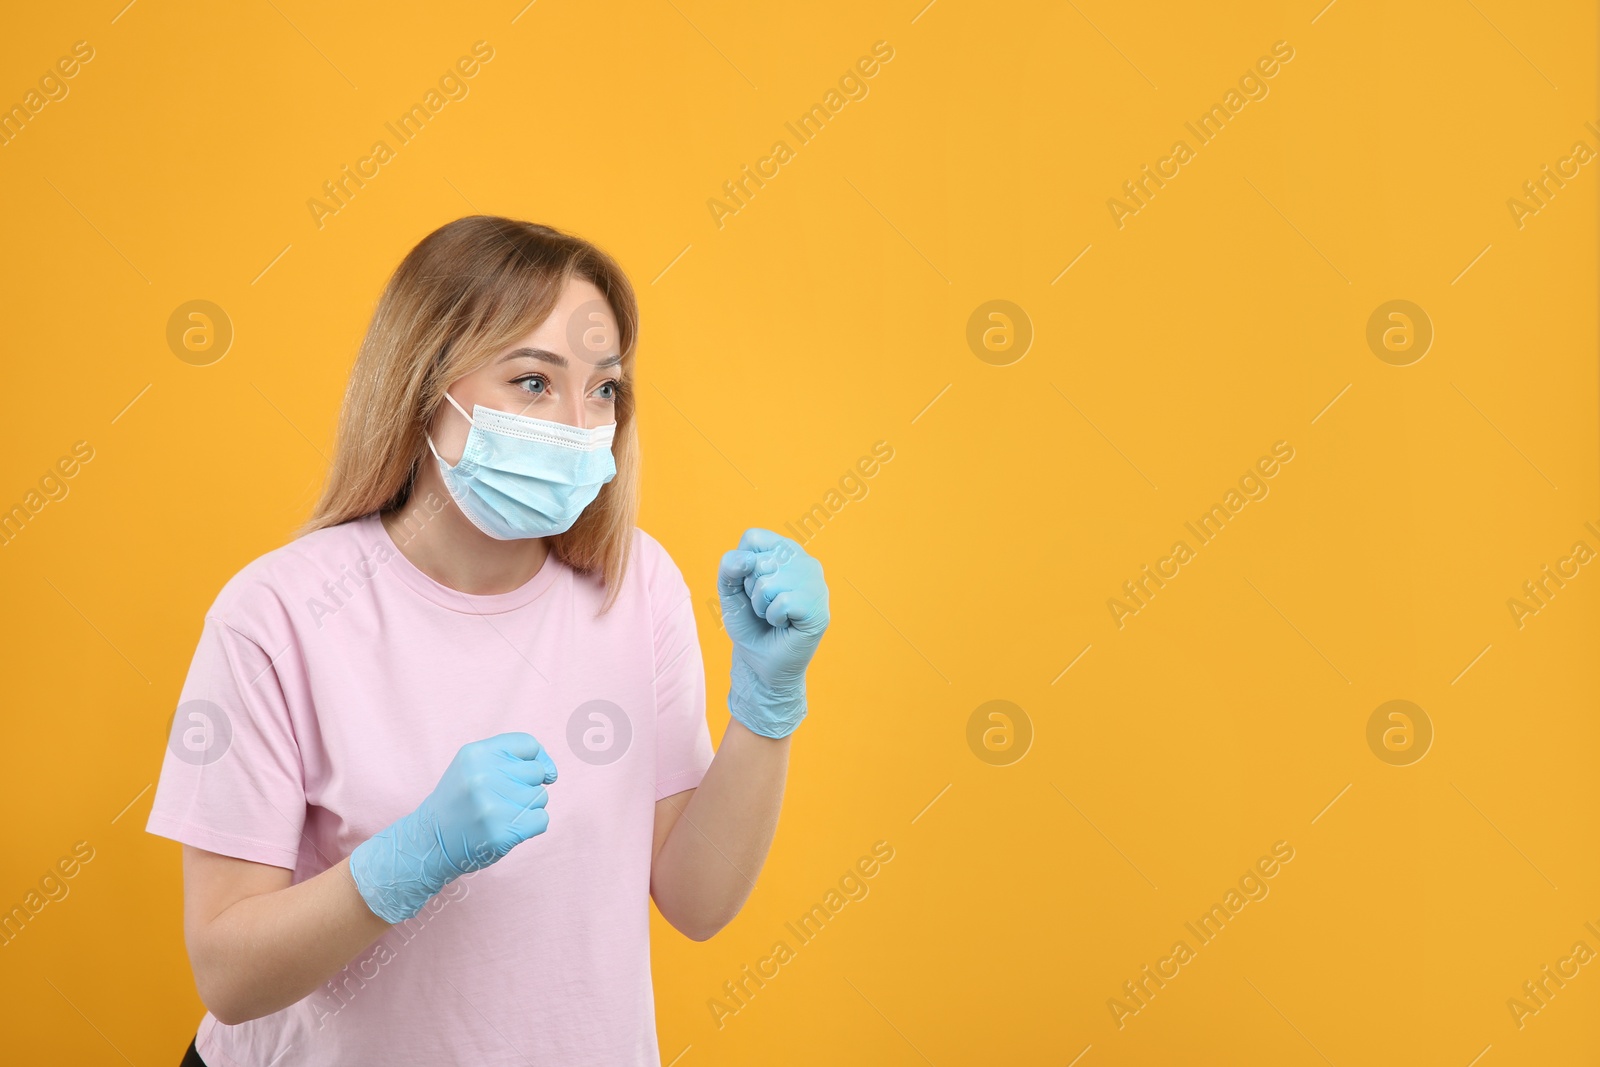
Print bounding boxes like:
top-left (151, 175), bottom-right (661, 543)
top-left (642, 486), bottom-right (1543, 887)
top-left (362, 511), bottom-right (563, 614)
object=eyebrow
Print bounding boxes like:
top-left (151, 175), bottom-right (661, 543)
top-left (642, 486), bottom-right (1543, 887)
top-left (497, 346), bottom-right (623, 369)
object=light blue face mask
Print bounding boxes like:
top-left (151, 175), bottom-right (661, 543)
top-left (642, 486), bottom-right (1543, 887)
top-left (426, 390), bottom-right (617, 540)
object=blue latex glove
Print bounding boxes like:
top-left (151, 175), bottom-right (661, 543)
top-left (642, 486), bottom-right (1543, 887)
top-left (717, 528), bottom-right (830, 738)
top-left (348, 732), bottom-right (558, 924)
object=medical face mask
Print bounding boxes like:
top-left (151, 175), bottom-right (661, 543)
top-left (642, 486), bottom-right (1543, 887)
top-left (426, 390), bottom-right (617, 540)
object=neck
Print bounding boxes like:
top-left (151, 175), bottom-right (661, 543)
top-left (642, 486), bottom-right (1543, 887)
top-left (382, 463), bottom-right (551, 595)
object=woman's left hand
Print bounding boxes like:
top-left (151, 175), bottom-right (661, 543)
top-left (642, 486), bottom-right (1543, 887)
top-left (717, 528), bottom-right (829, 737)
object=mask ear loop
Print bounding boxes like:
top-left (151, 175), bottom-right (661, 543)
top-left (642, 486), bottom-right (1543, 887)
top-left (426, 390), bottom-right (476, 461)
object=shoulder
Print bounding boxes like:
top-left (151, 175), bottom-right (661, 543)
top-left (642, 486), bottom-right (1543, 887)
top-left (625, 528), bottom-right (703, 654)
top-left (629, 525), bottom-right (689, 592)
top-left (205, 515), bottom-right (377, 640)
top-left (627, 526), bottom-right (703, 616)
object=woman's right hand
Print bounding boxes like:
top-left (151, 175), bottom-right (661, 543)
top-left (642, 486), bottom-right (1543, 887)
top-left (349, 732), bottom-right (558, 923)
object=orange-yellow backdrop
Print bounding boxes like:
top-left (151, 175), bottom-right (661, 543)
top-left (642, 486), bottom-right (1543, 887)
top-left (1, 1), bottom-right (1596, 1064)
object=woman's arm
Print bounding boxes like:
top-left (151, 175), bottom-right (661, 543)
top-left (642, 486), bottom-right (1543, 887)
top-left (649, 527), bottom-right (827, 940)
top-left (183, 845), bottom-right (392, 1025)
top-left (649, 718), bottom-right (790, 941)
top-left (184, 733), bottom-right (557, 1023)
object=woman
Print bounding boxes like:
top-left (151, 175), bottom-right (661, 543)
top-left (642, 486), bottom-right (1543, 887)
top-left (146, 216), bottom-right (830, 1066)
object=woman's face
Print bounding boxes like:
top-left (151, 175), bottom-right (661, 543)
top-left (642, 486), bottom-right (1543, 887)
top-left (429, 277), bottom-right (623, 464)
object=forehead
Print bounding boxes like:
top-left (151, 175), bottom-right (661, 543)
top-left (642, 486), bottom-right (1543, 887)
top-left (504, 276), bottom-right (620, 363)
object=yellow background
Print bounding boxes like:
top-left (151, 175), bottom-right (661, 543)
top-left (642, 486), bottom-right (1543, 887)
top-left (1, 1), bottom-right (1595, 1063)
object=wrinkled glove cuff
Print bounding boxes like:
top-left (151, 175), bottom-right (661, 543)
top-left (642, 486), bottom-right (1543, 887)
top-left (728, 656), bottom-right (807, 738)
top-left (349, 815), bottom-right (443, 925)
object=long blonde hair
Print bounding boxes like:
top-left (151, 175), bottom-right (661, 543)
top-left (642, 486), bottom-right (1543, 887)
top-left (298, 215), bottom-right (641, 615)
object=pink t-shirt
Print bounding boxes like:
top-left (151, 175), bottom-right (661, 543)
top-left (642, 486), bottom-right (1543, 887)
top-left (145, 511), bottom-right (716, 1067)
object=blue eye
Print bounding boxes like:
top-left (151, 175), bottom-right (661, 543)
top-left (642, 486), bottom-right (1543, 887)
top-left (511, 374), bottom-right (621, 400)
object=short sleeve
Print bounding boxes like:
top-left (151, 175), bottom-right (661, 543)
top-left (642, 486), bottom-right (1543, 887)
top-left (651, 546), bottom-right (715, 801)
top-left (144, 614), bottom-right (308, 870)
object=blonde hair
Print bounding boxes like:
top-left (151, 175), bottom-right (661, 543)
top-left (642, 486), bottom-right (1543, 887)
top-left (298, 215), bottom-right (641, 615)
